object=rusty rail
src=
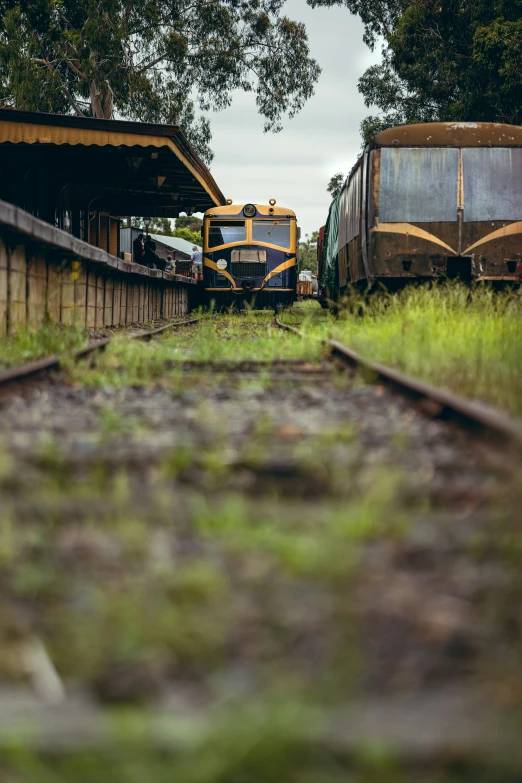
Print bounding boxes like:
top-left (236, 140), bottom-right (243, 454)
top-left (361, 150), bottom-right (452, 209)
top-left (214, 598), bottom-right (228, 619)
top-left (0, 316), bottom-right (203, 389)
top-left (275, 316), bottom-right (522, 447)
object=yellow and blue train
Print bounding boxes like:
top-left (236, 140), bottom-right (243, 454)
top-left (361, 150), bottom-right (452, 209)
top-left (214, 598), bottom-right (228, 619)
top-left (202, 200), bottom-right (298, 309)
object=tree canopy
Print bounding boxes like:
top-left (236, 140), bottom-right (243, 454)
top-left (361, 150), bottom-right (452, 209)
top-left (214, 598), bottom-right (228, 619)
top-left (134, 217), bottom-right (201, 244)
top-left (0, 0), bottom-right (321, 162)
top-left (175, 215), bottom-right (202, 233)
top-left (327, 172), bottom-right (345, 198)
top-left (173, 226), bottom-right (201, 245)
top-left (299, 230), bottom-right (319, 273)
top-left (134, 216), bottom-right (174, 235)
top-left (308, 0), bottom-right (522, 141)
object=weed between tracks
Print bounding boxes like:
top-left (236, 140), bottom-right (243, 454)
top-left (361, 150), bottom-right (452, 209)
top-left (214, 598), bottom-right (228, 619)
top-left (65, 310), bottom-right (325, 387)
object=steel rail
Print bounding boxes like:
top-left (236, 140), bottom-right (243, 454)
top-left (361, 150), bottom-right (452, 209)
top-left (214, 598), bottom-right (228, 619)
top-left (0, 316), bottom-right (204, 389)
top-left (128, 316), bottom-right (202, 341)
top-left (275, 316), bottom-right (522, 446)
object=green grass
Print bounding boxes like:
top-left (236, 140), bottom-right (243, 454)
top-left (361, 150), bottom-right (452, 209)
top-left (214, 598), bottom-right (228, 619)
top-left (180, 310), bottom-right (323, 362)
top-left (0, 322), bottom-right (88, 370)
top-left (68, 311), bottom-right (326, 387)
top-left (286, 285), bottom-right (522, 416)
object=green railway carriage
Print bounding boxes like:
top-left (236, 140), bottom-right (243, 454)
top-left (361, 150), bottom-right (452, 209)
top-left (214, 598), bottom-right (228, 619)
top-left (318, 122), bottom-right (522, 303)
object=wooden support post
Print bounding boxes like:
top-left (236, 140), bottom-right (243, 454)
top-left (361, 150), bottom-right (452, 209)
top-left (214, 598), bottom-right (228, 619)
top-left (154, 285), bottom-right (160, 321)
top-left (74, 264), bottom-right (87, 326)
top-left (26, 251), bottom-right (47, 328)
top-left (86, 269), bottom-right (97, 328)
top-left (113, 276), bottom-right (121, 326)
top-left (140, 282), bottom-right (145, 323)
top-left (121, 279), bottom-right (127, 325)
top-left (95, 274), bottom-right (104, 327)
top-left (125, 280), bottom-right (131, 325)
top-left (104, 277), bottom-right (114, 326)
top-left (47, 259), bottom-right (62, 324)
top-left (0, 237), bottom-right (8, 336)
top-left (132, 281), bottom-right (137, 324)
top-left (9, 243), bottom-right (28, 330)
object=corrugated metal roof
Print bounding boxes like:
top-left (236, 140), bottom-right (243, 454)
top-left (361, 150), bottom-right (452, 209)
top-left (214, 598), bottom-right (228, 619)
top-left (149, 234), bottom-right (201, 255)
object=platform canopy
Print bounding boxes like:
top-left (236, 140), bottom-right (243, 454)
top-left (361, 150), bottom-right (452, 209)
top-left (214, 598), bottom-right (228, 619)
top-left (0, 108), bottom-right (225, 216)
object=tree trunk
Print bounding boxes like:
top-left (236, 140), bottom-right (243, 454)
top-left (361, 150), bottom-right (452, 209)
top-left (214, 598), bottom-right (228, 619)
top-left (90, 79), bottom-right (114, 119)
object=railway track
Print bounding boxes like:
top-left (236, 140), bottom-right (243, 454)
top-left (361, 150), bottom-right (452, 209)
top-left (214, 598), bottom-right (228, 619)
top-left (275, 315), bottom-right (522, 448)
top-left (0, 315), bottom-right (204, 392)
top-left (0, 310), bottom-right (519, 776)
top-left (4, 310), bottom-right (520, 453)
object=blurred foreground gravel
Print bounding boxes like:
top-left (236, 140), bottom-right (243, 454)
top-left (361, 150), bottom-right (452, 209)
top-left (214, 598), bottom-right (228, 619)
top-left (0, 355), bottom-right (520, 778)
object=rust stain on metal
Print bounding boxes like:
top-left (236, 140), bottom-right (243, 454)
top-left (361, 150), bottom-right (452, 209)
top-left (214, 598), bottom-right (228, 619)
top-left (457, 150), bottom-right (464, 255)
top-left (457, 149), bottom-right (464, 208)
top-left (373, 122), bottom-right (522, 149)
top-left (372, 149), bottom-right (381, 217)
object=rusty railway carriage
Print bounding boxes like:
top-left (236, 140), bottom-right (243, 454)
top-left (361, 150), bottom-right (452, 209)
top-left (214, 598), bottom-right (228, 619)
top-left (319, 122), bottom-right (522, 302)
top-left (202, 201), bottom-right (298, 309)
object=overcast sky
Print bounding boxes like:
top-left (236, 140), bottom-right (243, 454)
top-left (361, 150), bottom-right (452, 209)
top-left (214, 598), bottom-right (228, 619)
top-left (203, 1), bottom-right (380, 237)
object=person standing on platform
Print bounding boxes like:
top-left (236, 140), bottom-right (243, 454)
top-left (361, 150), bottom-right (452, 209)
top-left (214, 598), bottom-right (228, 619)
top-left (133, 232), bottom-right (145, 265)
top-left (191, 245), bottom-right (202, 265)
top-left (191, 245), bottom-right (202, 279)
top-left (144, 235), bottom-right (157, 268)
top-left (144, 235), bottom-right (168, 271)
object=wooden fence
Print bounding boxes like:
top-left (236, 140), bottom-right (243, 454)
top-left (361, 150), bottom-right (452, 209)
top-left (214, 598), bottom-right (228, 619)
top-left (0, 201), bottom-right (196, 335)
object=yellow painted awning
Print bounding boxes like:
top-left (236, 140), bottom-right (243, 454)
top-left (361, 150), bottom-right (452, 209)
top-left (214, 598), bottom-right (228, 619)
top-left (0, 111), bottom-right (224, 209)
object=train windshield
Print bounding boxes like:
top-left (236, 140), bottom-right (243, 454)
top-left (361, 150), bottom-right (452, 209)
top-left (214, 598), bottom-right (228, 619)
top-left (252, 220), bottom-right (291, 248)
top-left (208, 220), bottom-right (246, 247)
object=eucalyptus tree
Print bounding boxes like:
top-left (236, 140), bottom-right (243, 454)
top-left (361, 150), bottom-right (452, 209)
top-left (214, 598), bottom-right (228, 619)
top-left (327, 172), bottom-right (345, 198)
top-left (308, 0), bottom-right (522, 140)
top-left (0, 0), bottom-right (321, 161)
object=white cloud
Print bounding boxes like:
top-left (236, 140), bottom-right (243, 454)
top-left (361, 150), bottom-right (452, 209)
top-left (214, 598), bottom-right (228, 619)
top-left (206, 0), bottom-right (380, 235)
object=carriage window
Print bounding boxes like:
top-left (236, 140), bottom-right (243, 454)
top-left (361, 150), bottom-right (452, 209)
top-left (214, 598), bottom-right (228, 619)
top-left (463, 148), bottom-right (522, 222)
top-left (379, 148), bottom-right (459, 223)
top-left (252, 220), bottom-right (291, 247)
top-left (208, 220), bottom-right (246, 247)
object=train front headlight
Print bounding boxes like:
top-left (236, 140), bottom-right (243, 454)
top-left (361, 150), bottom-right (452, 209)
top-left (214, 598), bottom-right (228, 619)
top-left (243, 204), bottom-right (256, 217)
